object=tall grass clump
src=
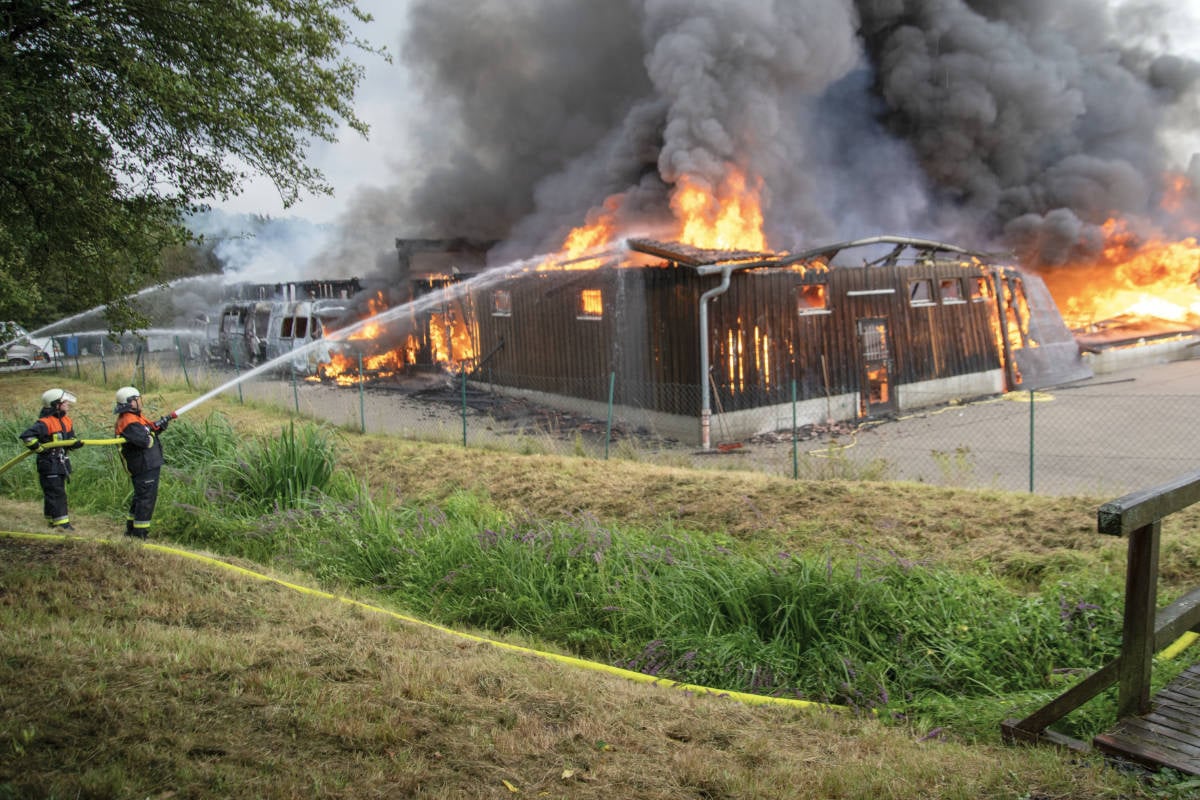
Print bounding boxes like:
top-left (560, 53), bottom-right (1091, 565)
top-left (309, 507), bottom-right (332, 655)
top-left (150, 419), bottom-right (345, 562)
top-left (286, 493), bottom-right (1126, 737)
top-left (159, 412), bottom-right (239, 471)
top-left (217, 421), bottom-right (337, 511)
top-left (0, 415), bottom-right (36, 498)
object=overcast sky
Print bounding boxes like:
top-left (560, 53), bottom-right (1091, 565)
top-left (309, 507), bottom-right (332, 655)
top-left (217, 0), bottom-right (1200, 232)
top-left (217, 0), bottom-right (414, 224)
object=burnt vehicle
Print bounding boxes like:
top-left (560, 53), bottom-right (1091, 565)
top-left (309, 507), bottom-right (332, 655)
top-left (1, 322), bottom-right (63, 368)
top-left (208, 280), bottom-right (359, 375)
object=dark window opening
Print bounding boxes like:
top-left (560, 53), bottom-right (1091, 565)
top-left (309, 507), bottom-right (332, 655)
top-left (909, 279), bottom-right (934, 306)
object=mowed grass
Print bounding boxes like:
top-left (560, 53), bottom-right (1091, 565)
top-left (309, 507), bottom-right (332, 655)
top-left (3, 536), bottom-right (1164, 800)
top-left (2, 371), bottom-right (1200, 798)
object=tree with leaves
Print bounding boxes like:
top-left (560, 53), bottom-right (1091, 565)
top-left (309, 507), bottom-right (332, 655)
top-left (0, 0), bottom-right (381, 330)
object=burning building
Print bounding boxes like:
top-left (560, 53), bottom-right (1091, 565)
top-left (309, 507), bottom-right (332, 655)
top-left (319, 233), bottom-right (1086, 448)
top-left (308, 3), bottom-right (1200, 445)
top-left (463, 236), bottom-right (1087, 447)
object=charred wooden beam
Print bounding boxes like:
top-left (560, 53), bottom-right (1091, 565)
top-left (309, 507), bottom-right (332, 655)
top-left (626, 237), bottom-right (770, 266)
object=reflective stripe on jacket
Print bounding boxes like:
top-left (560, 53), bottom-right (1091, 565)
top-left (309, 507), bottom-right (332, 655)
top-left (19, 407), bottom-right (74, 476)
top-left (115, 409), bottom-right (163, 475)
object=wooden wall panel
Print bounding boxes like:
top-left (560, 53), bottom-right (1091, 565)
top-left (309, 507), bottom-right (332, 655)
top-left (472, 260), bottom-right (1004, 418)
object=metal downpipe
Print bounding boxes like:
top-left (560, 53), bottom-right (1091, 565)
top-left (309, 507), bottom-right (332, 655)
top-left (698, 266), bottom-right (733, 451)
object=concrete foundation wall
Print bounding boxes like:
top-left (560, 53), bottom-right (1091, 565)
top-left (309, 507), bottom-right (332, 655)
top-left (1084, 336), bottom-right (1200, 375)
top-left (896, 369), bottom-right (1005, 411)
top-left (478, 368), bottom-right (1009, 447)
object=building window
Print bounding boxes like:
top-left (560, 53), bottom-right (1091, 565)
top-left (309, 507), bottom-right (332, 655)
top-left (908, 279), bottom-right (935, 306)
top-left (940, 278), bottom-right (964, 303)
top-left (796, 283), bottom-right (829, 314)
top-left (492, 289), bottom-right (512, 317)
top-left (969, 276), bottom-right (992, 302)
top-left (578, 288), bottom-right (603, 320)
top-left (280, 317), bottom-right (293, 337)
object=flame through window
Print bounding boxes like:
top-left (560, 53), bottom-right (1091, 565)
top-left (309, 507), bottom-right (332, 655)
top-left (578, 288), bottom-right (603, 319)
top-left (796, 283), bottom-right (827, 313)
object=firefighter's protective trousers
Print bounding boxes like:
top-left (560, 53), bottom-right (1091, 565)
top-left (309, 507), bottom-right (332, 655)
top-left (128, 467), bottom-right (161, 533)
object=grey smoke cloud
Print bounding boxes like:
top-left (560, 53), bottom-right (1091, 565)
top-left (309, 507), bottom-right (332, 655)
top-left (333, 0), bottom-right (1200, 271)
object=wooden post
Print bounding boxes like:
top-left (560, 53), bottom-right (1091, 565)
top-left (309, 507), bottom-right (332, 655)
top-left (1117, 521), bottom-right (1160, 718)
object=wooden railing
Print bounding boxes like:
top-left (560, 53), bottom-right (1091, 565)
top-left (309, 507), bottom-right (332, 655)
top-left (1002, 468), bottom-right (1200, 750)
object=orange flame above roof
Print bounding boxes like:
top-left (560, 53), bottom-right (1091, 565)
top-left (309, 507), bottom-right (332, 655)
top-left (544, 163), bottom-right (768, 270)
top-left (673, 169), bottom-right (766, 253)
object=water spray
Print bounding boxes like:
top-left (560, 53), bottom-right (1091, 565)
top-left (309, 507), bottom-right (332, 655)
top-left (0, 275), bottom-right (223, 352)
top-left (169, 250), bottom-right (563, 419)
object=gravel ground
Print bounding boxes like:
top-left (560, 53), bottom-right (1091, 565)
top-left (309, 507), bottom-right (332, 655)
top-left (210, 352), bottom-right (1200, 499)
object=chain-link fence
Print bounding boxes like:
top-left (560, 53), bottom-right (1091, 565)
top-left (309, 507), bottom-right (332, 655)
top-left (41, 339), bottom-right (1200, 499)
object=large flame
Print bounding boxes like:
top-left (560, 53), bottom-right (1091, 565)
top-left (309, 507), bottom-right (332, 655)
top-left (314, 286), bottom-right (478, 385)
top-left (544, 163), bottom-right (768, 270)
top-left (673, 169), bottom-right (766, 252)
top-left (1040, 217), bottom-right (1200, 330)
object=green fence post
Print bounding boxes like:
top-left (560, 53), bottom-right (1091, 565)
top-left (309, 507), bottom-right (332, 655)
top-left (230, 346), bottom-right (244, 404)
top-left (358, 353), bottom-right (366, 434)
top-left (605, 371), bottom-right (616, 460)
top-left (291, 364), bottom-right (300, 414)
top-left (175, 336), bottom-right (191, 389)
top-left (99, 339), bottom-right (107, 385)
top-left (792, 379), bottom-right (799, 480)
top-left (1029, 389), bottom-right (1035, 493)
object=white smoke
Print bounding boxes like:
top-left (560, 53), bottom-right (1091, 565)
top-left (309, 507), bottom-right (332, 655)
top-left (187, 209), bottom-right (342, 283)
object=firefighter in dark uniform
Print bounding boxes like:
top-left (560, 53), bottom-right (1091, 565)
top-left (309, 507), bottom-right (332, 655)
top-left (113, 386), bottom-right (171, 539)
top-left (19, 388), bottom-right (83, 530)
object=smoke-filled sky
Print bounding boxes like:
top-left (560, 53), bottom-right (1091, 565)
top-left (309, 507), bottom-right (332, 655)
top-left (216, 0), bottom-right (1200, 278)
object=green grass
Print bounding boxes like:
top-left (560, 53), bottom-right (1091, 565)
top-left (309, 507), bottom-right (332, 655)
top-left (4, 373), bottom-right (1200, 798)
top-left (0, 403), bottom-right (1150, 742)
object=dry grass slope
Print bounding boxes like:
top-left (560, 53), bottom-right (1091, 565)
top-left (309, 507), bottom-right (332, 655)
top-left (1, 372), bottom-right (1197, 797)
top-left (0, 535), bottom-right (1158, 799)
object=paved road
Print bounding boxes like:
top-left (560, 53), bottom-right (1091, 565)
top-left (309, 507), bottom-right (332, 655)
top-left (172, 349), bottom-right (1200, 500)
top-left (770, 355), bottom-right (1200, 497)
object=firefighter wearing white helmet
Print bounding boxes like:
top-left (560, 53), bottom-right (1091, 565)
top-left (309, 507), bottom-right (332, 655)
top-left (18, 388), bottom-right (83, 530)
top-left (113, 387), bottom-right (171, 539)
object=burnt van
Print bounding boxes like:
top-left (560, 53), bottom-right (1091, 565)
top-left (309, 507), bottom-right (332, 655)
top-left (210, 297), bottom-right (351, 375)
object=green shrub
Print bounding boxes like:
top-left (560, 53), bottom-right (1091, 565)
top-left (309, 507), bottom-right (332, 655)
top-left (217, 422), bottom-right (337, 512)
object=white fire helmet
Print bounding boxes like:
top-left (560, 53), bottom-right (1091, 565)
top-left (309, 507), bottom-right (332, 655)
top-left (114, 386), bottom-right (141, 405)
top-left (41, 388), bottom-right (76, 407)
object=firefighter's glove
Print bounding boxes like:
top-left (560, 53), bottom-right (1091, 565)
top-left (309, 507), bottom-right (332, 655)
top-left (24, 441), bottom-right (42, 453)
top-left (153, 416), bottom-right (171, 432)
top-left (69, 440), bottom-right (84, 450)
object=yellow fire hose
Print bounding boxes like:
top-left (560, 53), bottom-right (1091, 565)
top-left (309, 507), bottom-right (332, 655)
top-left (0, 438), bottom-right (126, 477)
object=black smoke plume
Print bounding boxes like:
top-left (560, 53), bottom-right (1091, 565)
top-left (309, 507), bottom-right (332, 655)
top-left (340, 0), bottom-right (1200, 272)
